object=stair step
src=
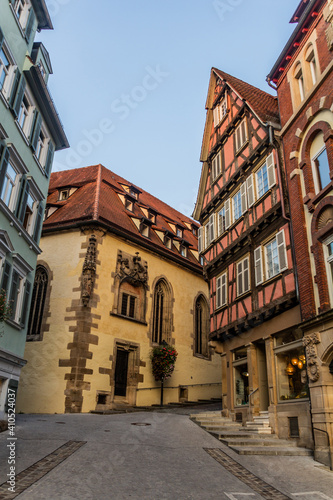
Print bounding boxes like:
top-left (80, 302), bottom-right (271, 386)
top-left (216, 431), bottom-right (279, 439)
top-left (229, 446), bottom-right (313, 456)
top-left (220, 438), bottom-right (297, 447)
top-left (246, 420), bottom-right (271, 426)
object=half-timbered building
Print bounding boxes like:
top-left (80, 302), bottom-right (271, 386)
top-left (267, 0), bottom-right (333, 467)
top-left (193, 69), bottom-right (312, 447)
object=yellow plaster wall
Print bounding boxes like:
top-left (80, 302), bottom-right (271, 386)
top-left (17, 229), bottom-right (221, 414)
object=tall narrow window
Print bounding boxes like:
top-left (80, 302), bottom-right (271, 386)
top-left (237, 257), bottom-right (250, 297)
top-left (194, 295), bottom-right (209, 357)
top-left (27, 266), bottom-right (48, 339)
top-left (295, 63), bottom-right (305, 102)
top-left (311, 133), bottom-right (331, 193)
top-left (152, 279), bottom-right (171, 344)
top-left (306, 46), bottom-right (317, 85)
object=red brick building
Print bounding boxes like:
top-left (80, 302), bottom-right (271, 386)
top-left (267, 0), bottom-right (333, 467)
top-left (193, 69), bottom-right (312, 446)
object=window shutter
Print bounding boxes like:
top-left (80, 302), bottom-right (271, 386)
top-left (9, 270), bottom-right (20, 320)
top-left (208, 214), bottom-right (215, 244)
top-left (198, 227), bottom-right (203, 254)
top-left (254, 246), bottom-right (263, 285)
top-left (242, 119), bottom-right (248, 143)
top-left (33, 201), bottom-right (44, 243)
top-left (237, 262), bottom-right (243, 296)
top-left (277, 230), bottom-right (287, 272)
top-left (30, 112), bottom-right (42, 152)
top-left (0, 146), bottom-right (10, 195)
top-left (20, 279), bottom-right (31, 326)
top-left (213, 107), bottom-right (219, 127)
top-left (246, 174), bottom-right (255, 207)
top-left (8, 68), bottom-right (20, 109)
top-left (267, 152), bottom-right (276, 189)
top-left (1, 261), bottom-right (12, 293)
top-left (12, 76), bottom-right (26, 118)
top-left (241, 182), bottom-right (247, 214)
top-left (244, 258), bottom-right (249, 292)
top-left (0, 27), bottom-right (3, 51)
top-left (25, 8), bottom-right (36, 44)
top-left (216, 276), bottom-right (222, 309)
top-left (221, 273), bottom-right (227, 306)
top-left (218, 208), bottom-right (225, 236)
top-left (44, 141), bottom-right (54, 178)
top-left (17, 177), bottom-right (30, 224)
top-left (225, 199), bottom-right (231, 229)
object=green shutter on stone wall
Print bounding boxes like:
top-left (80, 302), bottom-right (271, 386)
top-left (9, 270), bottom-right (20, 320)
top-left (20, 280), bottom-right (31, 326)
top-left (30, 113), bottom-right (42, 152)
top-left (1, 261), bottom-right (12, 293)
top-left (33, 201), bottom-right (44, 242)
top-left (12, 76), bottom-right (26, 118)
top-left (0, 146), bottom-right (10, 196)
top-left (44, 142), bottom-right (54, 178)
top-left (0, 27), bottom-right (4, 51)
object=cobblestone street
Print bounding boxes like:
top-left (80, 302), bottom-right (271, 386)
top-left (0, 405), bottom-right (332, 500)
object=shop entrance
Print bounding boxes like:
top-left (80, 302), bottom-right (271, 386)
top-left (257, 342), bottom-right (269, 411)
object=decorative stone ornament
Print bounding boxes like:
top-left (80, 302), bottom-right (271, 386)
top-left (303, 332), bottom-right (321, 382)
top-left (325, 0), bottom-right (333, 50)
top-left (116, 250), bottom-right (148, 288)
top-left (81, 234), bottom-right (97, 307)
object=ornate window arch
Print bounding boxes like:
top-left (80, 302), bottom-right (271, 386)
top-left (27, 264), bottom-right (50, 341)
top-left (151, 278), bottom-right (173, 344)
top-left (194, 294), bottom-right (209, 357)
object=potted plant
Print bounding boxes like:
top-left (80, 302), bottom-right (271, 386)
top-left (150, 342), bottom-right (178, 406)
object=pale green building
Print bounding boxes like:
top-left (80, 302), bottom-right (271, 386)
top-left (0, 0), bottom-right (69, 427)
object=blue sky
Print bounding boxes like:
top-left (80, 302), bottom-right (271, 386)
top-left (39, 0), bottom-right (297, 218)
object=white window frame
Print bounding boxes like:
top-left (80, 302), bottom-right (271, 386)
top-left (213, 97), bottom-right (228, 127)
top-left (0, 42), bottom-right (17, 101)
top-left (232, 183), bottom-right (247, 224)
top-left (216, 272), bottom-right (227, 309)
top-left (254, 230), bottom-right (288, 285)
top-left (323, 234), bottom-right (333, 306)
top-left (255, 152), bottom-right (276, 200)
top-left (35, 125), bottom-right (49, 168)
top-left (235, 119), bottom-right (248, 152)
top-left (22, 176), bottom-right (44, 237)
top-left (207, 213), bottom-right (216, 245)
top-left (0, 161), bottom-right (21, 212)
top-left (17, 89), bottom-right (35, 139)
top-left (13, 0), bottom-right (32, 31)
top-left (237, 256), bottom-right (250, 297)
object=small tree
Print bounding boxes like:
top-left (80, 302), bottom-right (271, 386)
top-left (150, 342), bottom-right (178, 406)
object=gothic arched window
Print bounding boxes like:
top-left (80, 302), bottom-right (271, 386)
top-left (152, 279), bottom-right (172, 344)
top-left (194, 295), bottom-right (209, 357)
top-left (27, 265), bottom-right (48, 340)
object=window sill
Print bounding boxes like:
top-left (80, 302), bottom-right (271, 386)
top-left (6, 319), bottom-right (22, 331)
top-left (109, 312), bottom-right (147, 326)
top-left (0, 199), bottom-right (41, 254)
top-left (15, 121), bottom-right (30, 146)
top-left (235, 140), bottom-right (249, 156)
top-left (235, 289), bottom-right (251, 302)
top-left (277, 398), bottom-right (309, 404)
top-left (256, 271), bottom-right (284, 289)
top-left (0, 90), bottom-right (9, 110)
top-left (193, 352), bottom-right (210, 360)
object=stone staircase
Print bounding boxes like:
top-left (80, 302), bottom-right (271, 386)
top-left (190, 410), bottom-right (313, 456)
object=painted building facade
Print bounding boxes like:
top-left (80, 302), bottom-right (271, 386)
top-left (17, 165), bottom-right (221, 414)
top-left (0, 0), bottom-right (68, 428)
top-left (267, 0), bottom-right (333, 467)
top-left (193, 69), bottom-right (313, 448)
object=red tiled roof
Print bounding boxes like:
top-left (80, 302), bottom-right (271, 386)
top-left (45, 165), bottom-right (201, 269)
top-left (212, 68), bottom-right (280, 124)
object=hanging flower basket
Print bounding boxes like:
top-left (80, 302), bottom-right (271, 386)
top-left (150, 343), bottom-right (178, 382)
top-left (0, 289), bottom-right (11, 323)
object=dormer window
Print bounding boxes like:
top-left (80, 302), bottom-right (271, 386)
top-left (59, 189), bottom-right (69, 201)
top-left (192, 225), bottom-right (198, 236)
top-left (164, 234), bottom-right (172, 249)
top-left (125, 197), bottom-right (134, 212)
top-left (176, 227), bottom-right (183, 238)
top-left (140, 218), bottom-right (152, 238)
top-left (180, 245), bottom-right (187, 258)
top-left (148, 209), bottom-right (157, 224)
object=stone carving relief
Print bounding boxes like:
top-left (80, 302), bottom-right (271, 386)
top-left (116, 250), bottom-right (148, 288)
top-left (303, 332), bottom-right (321, 382)
top-left (325, 0), bottom-right (333, 50)
top-left (81, 234), bottom-right (97, 307)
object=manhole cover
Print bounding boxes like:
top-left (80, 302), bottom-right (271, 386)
top-left (131, 423), bottom-right (151, 426)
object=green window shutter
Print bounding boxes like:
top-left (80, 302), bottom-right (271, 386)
top-left (12, 75), bottom-right (26, 118)
top-left (1, 261), bottom-right (12, 293)
top-left (30, 113), bottom-right (42, 152)
top-left (16, 176), bottom-right (30, 223)
top-left (0, 146), bottom-right (10, 196)
top-left (33, 201), bottom-right (44, 242)
top-left (20, 279), bottom-right (31, 326)
top-left (25, 8), bottom-right (36, 44)
top-left (8, 68), bottom-right (20, 109)
top-left (9, 270), bottom-right (20, 320)
top-left (0, 27), bottom-right (4, 51)
top-left (44, 141), bottom-right (55, 178)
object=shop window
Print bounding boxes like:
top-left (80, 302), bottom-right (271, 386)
top-left (233, 347), bottom-right (249, 406)
top-left (274, 331), bottom-right (309, 402)
top-left (194, 295), bottom-right (209, 357)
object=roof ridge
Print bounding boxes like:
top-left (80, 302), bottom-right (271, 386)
top-left (212, 67), bottom-right (277, 100)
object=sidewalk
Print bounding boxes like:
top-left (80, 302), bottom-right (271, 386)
top-left (0, 407), bottom-right (332, 500)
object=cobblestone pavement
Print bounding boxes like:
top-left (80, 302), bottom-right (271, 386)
top-left (0, 405), bottom-right (332, 500)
